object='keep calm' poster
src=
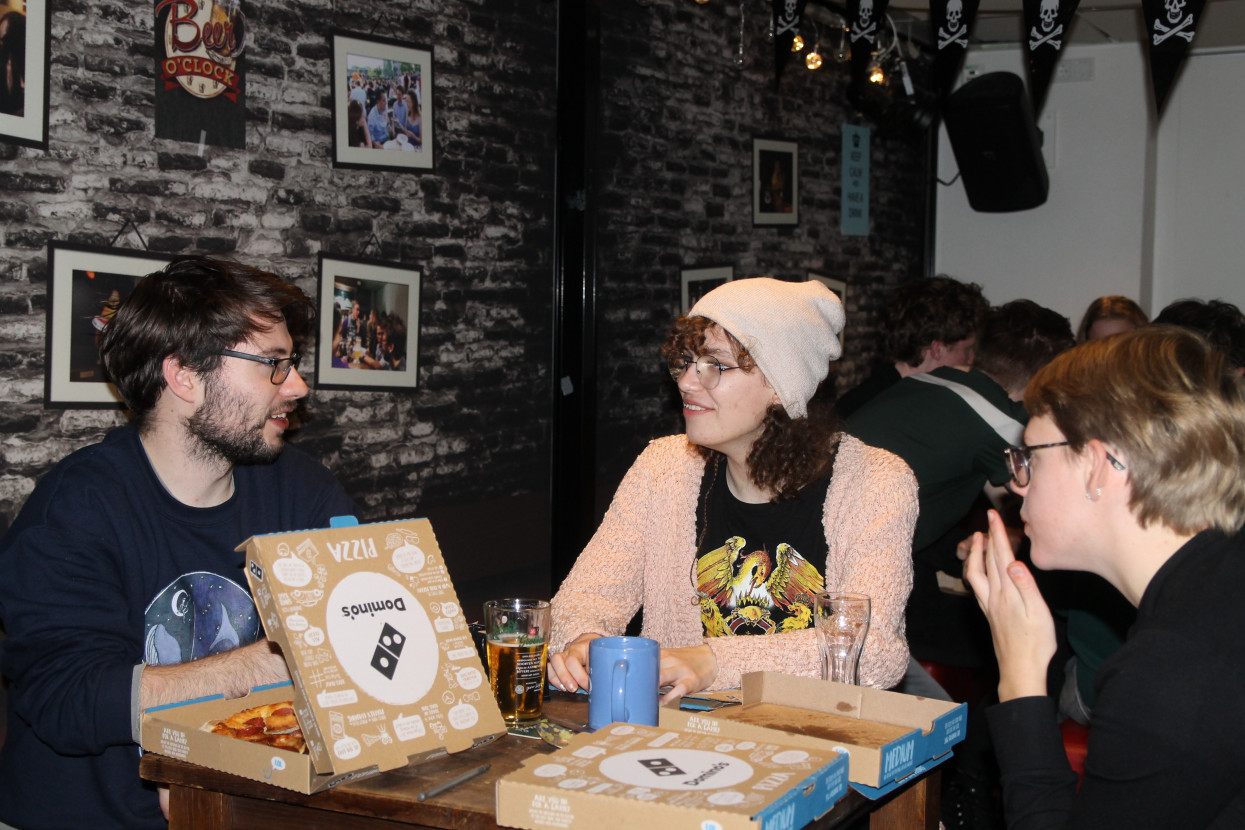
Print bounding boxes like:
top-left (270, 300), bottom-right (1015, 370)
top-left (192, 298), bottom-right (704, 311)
top-left (154, 0), bottom-right (246, 148)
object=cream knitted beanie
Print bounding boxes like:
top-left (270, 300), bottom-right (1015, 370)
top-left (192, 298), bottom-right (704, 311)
top-left (689, 277), bottom-right (844, 419)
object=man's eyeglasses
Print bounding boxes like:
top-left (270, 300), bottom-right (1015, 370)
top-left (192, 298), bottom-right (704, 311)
top-left (667, 355), bottom-right (741, 390)
top-left (217, 349), bottom-right (302, 385)
top-left (1004, 441), bottom-right (1126, 487)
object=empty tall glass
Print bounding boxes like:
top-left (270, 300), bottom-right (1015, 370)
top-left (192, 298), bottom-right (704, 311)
top-left (814, 592), bottom-right (871, 685)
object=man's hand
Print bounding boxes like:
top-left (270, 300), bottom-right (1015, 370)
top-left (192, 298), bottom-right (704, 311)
top-left (140, 638), bottom-right (291, 710)
top-left (962, 510), bottom-right (1056, 702)
top-left (658, 644), bottom-right (717, 705)
top-left (547, 632), bottom-right (599, 693)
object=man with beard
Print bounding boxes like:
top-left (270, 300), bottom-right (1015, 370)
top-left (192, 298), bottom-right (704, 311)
top-left (0, 257), bottom-right (356, 830)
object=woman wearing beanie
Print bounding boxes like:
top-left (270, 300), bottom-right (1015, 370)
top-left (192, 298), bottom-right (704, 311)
top-left (547, 277), bottom-right (917, 702)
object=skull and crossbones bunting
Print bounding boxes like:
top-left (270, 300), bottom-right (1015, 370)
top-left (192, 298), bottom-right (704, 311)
top-left (930, 0), bottom-right (981, 101)
top-left (772, 0), bottom-right (809, 83)
top-left (846, 0), bottom-right (892, 104)
top-left (1022, 0), bottom-right (1082, 113)
top-left (1143, 0), bottom-right (1207, 111)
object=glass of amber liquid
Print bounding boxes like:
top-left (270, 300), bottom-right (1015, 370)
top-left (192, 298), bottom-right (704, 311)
top-left (483, 599), bottom-right (551, 725)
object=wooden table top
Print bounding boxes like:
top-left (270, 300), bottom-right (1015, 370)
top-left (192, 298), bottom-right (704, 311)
top-left (140, 692), bottom-right (937, 830)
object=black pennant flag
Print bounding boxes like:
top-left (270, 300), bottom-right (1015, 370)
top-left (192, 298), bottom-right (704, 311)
top-left (930, 0), bottom-right (981, 102)
top-left (773, 0), bottom-right (809, 83)
top-left (846, 0), bottom-right (892, 103)
top-left (1142, 0), bottom-right (1207, 112)
top-left (1022, 0), bottom-right (1081, 114)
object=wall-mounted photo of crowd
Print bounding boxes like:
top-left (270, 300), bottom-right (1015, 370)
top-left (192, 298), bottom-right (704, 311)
top-left (331, 278), bottom-right (409, 373)
top-left (344, 53), bottom-right (422, 154)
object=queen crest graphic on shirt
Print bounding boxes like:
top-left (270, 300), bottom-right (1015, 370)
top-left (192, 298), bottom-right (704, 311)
top-left (695, 536), bottom-right (823, 636)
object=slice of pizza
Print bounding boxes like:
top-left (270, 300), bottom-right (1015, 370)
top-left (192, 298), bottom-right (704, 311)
top-left (207, 701), bottom-right (307, 754)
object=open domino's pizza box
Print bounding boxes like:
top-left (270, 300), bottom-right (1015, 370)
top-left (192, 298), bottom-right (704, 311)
top-left (140, 517), bottom-right (507, 793)
top-left (496, 717), bottom-right (850, 830)
top-left (695, 672), bottom-right (966, 798)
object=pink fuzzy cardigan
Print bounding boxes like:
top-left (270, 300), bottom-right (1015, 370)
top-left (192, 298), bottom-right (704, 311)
top-left (550, 434), bottom-right (917, 690)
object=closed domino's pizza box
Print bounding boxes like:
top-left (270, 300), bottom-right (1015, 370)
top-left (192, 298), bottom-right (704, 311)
top-left (141, 517), bottom-right (506, 793)
top-left (701, 672), bottom-right (966, 794)
top-left (496, 719), bottom-right (850, 830)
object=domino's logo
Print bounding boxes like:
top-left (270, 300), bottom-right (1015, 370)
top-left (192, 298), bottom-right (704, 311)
top-left (248, 560), bottom-right (264, 582)
top-left (327, 572), bottom-right (436, 705)
top-left (370, 623), bottom-right (405, 680)
top-left (639, 758), bottom-right (686, 777)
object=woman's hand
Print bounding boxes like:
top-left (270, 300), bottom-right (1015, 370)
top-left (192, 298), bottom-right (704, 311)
top-left (547, 632), bottom-right (599, 693)
top-left (658, 644), bottom-right (718, 704)
top-left (963, 509), bottom-right (1057, 702)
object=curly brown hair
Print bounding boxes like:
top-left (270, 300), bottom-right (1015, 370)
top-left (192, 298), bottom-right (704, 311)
top-left (661, 316), bottom-right (842, 500)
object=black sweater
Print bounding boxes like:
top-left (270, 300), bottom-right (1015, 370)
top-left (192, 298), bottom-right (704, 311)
top-left (988, 529), bottom-right (1245, 829)
top-left (0, 426), bottom-right (356, 829)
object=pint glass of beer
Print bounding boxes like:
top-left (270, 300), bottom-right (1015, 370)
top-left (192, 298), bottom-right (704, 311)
top-left (483, 599), bottom-right (551, 724)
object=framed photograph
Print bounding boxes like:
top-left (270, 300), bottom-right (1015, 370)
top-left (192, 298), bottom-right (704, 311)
top-left (808, 271), bottom-right (847, 349)
top-left (45, 243), bottom-right (173, 407)
top-left (681, 265), bottom-right (733, 312)
top-left (753, 138), bottom-right (799, 226)
top-left (316, 254), bottom-right (420, 391)
top-left (0, 1), bottom-right (51, 149)
top-left (331, 31), bottom-right (433, 172)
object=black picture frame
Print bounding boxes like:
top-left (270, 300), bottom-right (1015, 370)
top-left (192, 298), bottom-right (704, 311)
top-left (681, 265), bottom-right (734, 312)
top-left (330, 31), bottom-right (434, 172)
top-left (753, 138), bottom-right (799, 226)
top-left (0, 2), bottom-right (51, 150)
top-left (315, 253), bottom-right (421, 392)
top-left (44, 242), bottom-right (173, 407)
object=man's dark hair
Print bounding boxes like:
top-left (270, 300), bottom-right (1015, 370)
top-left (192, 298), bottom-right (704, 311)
top-left (99, 256), bottom-right (314, 428)
top-left (1153, 299), bottom-right (1245, 371)
top-left (973, 299), bottom-right (1074, 397)
top-left (879, 275), bottom-right (989, 365)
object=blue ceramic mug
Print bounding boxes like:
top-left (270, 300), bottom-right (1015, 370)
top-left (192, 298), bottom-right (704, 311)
top-left (587, 636), bottom-right (660, 731)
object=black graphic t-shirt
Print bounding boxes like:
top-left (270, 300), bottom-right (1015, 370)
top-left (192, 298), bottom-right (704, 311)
top-left (694, 460), bottom-right (832, 638)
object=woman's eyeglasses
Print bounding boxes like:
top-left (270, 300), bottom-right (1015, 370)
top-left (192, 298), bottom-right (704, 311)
top-left (667, 355), bottom-right (741, 390)
top-left (1004, 441), bottom-right (1126, 487)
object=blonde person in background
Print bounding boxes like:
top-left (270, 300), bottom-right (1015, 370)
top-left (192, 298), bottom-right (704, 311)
top-left (965, 327), bottom-right (1245, 828)
top-left (547, 277), bottom-right (917, 703)
top-left (1074, 295), bottom-right (1148, 344)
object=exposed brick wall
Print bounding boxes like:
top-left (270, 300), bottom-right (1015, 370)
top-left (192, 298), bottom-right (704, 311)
top-left (0, 0), bottom-right (934, 551)
top-left (592, 1), bottom-right (933, 513)
top-left (0, 0), bottom-right (558, 533)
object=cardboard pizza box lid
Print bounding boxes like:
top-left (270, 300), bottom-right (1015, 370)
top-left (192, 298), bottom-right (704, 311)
top-left (238, 516), bottom-right (508, 776)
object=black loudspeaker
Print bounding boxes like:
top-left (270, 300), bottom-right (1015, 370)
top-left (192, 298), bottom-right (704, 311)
top-left (943, 72), bottom-right (1049, 213)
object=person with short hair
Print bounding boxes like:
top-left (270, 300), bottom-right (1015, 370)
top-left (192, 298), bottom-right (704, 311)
top-left (366, 91), bottom-right (390, 145)
top-left (848, 299), bottom-right (1074, 668)
top-left (0, 257), bottom-right (356, 829)
top-left (836, 275), bottom-right (989, 417)
top-left (966, 326), bottom-right (1245, 828)
top-left (1154, 298), bottom-right (1245, 372)
top-left (547, 278), bottom-right (917, 701)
